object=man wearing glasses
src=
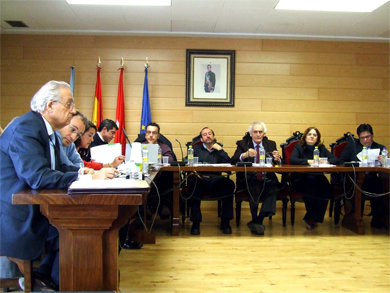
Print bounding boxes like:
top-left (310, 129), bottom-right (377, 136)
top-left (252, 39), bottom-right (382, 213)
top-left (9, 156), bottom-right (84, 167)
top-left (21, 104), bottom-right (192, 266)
top-left (143, 122), bottom-right (174, 162)
top-left (340, 123), bottom-right (387, 229)
top-left (56, 110), bottom-right (88, 169)
top-left (0, 81), bottom-right (117, 290)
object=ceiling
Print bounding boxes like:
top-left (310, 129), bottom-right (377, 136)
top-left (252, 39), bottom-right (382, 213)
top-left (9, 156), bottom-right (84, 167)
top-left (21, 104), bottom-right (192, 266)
top-left (1, 0), bottom-right (390, 42)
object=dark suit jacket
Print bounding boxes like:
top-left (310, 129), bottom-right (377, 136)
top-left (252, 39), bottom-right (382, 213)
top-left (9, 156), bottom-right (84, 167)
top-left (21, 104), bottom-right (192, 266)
top-left (339, 139), bottom-right (385, 163)
top-left (90, 132), bottom-right (106, 148)
top-left (231, 134), bottom-right (279, 189)
top-left (0, 111), bottom-right (78, 260)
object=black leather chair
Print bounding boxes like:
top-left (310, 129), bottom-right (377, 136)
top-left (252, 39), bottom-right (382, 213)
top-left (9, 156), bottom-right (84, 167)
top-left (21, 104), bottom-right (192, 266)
top-left (279, 131), bottom-right (304, 226)
top-left (329, 132), bottom-right (353, 224)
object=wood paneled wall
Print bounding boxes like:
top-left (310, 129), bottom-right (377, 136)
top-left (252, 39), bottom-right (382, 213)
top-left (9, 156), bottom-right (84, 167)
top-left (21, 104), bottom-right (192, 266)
top-left (1, 35), bottom-right (389, 156)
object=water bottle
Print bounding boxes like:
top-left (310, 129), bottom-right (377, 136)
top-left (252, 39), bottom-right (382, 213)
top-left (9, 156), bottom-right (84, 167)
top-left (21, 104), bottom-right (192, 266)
top-left (361, 146), bottom-right (368, 167)
top-left (313, 146), bottom-right (320, 167)
top-left (381, 148), bottom-right (388, 167)
top-left (157, 145), bottom-right (162, 167)
top-left (128, 160), bottom-right (137, 179)
top-left (187, 145), bottom-right (194, 166)
top-left (259, 146), bottom-right (265, 166)
top-left (142, 145), bottom-right (149, 175)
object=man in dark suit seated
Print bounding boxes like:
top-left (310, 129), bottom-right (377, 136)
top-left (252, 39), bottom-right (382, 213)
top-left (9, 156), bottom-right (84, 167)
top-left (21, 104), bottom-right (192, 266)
top-left (135, 122), bottom-right (176, 219)
top-left (339, 123), bottom-right (387, 229)
top-left (0, 81), bottom-right (117, 290)
top-left (231, 121), bottom-right (281, 236)
top-left (90, 118), bottom-right (118, 147)
top-left (189, 127), bottom-right (234, 235)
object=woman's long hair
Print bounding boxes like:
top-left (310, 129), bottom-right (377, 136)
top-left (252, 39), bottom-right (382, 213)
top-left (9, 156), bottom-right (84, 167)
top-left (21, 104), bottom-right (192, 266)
top-left (300, 126), bottom-right (323, 147)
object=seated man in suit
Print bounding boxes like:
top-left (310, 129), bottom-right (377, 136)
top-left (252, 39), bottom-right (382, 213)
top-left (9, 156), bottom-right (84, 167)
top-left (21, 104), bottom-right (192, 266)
top-left (135, 122), bottom-right (175, 219)
top-left (91, 118), bottom-right (118, 147)
top-left (189, 127), bottom-right (234, 235)
top-left (339, 123), bottom-right (387, 229)
top-left (0, 81), bottom-right (117, 290)
top-left (231, 121), bottom-right (281, 236)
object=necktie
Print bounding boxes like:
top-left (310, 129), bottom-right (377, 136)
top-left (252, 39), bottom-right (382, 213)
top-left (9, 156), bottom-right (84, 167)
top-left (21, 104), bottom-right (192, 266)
top-left (256, 144), bottom-right (260, 164)
top-left (49, 134), bottom-right (56, 170)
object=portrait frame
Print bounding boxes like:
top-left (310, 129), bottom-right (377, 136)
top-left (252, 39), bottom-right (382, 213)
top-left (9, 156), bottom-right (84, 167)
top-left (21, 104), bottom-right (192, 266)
top-left (186, 49), bottom-right (235, 107)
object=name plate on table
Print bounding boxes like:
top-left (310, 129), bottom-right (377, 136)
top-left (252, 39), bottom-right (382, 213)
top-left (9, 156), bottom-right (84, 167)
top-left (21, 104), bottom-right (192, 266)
top-left (68, 178), bottom-right (150, 194)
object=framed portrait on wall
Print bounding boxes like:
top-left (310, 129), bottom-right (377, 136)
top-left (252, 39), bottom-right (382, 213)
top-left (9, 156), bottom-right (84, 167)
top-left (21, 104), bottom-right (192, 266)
top-left (186, 49), bottom-right (235, 107)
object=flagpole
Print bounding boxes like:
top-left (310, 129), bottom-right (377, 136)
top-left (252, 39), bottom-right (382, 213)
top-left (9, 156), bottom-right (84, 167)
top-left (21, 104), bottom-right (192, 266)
top-left (97, 56), bottom-right (101, 68)
top-left (145, 57), bottom-right (149, 69)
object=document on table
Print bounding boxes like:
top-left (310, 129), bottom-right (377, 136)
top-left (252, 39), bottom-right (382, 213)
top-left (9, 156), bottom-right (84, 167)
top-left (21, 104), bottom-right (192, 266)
top-left (356, 148), bottom-right (380, 162)
top-left (68, 178), bottom-right (150, 194)
top-left (194, 163), bottom-right (232, 167)
top-left (90, 143), bottom-right (122, 164)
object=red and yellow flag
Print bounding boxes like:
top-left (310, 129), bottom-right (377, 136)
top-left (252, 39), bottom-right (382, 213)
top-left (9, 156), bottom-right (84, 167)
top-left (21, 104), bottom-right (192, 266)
top-left (92, 67), bottom-right (103, 128)
top-left (115, 67), bottom-right (126, 155)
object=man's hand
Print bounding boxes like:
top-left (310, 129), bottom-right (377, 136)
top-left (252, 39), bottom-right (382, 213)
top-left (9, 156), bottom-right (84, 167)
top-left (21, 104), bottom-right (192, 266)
top-left (111, 155), bottom-right (125, 168)
top-left (92, 167), bottom-right (119, 180)
top-left (212, 143), bottom-right (222, 151)
top-left (272, 150), bottom-right (281, 162)
top-left (242, 148), bottom-right (256, 159)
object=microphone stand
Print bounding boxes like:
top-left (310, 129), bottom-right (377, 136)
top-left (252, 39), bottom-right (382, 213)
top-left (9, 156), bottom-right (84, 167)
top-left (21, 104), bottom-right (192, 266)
top-left (171, 139), bottom-right (186, 166)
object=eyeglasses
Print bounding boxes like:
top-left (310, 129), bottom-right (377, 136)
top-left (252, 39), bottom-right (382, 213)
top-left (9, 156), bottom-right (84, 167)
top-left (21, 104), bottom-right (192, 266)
top-left (146, 131), bottom-right (159, 135)
top-left (69, 125), bottom-right (83, 139)
top-left (55, 100), bottom-right (75, 109)
top-left (359, 134), bottom-right (372, 140)
top-left (252, 130), bottom-right (263, 135)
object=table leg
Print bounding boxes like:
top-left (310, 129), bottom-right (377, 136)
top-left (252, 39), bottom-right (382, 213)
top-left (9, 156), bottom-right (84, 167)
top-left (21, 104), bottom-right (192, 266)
top-left (171, 171), bottom-right (180, 235)
top-left (43, 204), bottom-right (137, 291)
top-left (342, 172), bottom-right (365, 234)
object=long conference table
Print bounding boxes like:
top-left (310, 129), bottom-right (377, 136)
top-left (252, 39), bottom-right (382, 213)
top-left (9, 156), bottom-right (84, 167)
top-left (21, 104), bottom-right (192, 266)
top-left (11, 165), bottom-right (389, 291)
top-left (161, 164), bottom-right (390, 236)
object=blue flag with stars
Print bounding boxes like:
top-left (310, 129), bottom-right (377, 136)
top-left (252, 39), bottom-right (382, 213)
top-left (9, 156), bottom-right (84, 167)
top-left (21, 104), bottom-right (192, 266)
top-left (140, 66), bottom-right (151, 134)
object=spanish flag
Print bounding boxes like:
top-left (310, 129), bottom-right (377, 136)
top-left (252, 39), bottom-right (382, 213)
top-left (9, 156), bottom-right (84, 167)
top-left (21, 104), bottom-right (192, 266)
top-left (92, 67), bottom-right (103, 128)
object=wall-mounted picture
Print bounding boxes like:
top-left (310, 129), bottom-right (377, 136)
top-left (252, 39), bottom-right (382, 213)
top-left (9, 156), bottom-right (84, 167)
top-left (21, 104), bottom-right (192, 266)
top-left (186, 49), bottom-right (235, 107)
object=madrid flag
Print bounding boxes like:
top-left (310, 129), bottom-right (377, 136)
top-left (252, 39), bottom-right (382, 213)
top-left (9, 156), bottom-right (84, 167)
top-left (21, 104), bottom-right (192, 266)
top-left (115, 67), bottom-right (126, 155)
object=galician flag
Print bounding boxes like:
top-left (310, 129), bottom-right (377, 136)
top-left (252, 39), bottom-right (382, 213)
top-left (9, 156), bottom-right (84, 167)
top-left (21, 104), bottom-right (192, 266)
top-left (92, 67), bottom-right (103, 128)
top-left (115, 67), bottom-right (126, 155)
top-left (140, 66), bottom-right (151, 134)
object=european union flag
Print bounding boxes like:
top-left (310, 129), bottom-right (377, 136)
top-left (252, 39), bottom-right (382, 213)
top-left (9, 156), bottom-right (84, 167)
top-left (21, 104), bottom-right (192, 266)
top-left (69, 66), bottom-right (75, 95)
top-left (140, 66), bottom-right (151, 134)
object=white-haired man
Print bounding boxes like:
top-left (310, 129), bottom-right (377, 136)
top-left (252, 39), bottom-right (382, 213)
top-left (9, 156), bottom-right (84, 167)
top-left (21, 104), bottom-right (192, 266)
top-left (0, 81), bottom-right (116, 290)
top-left (231, 121), bottom-right (281, 236)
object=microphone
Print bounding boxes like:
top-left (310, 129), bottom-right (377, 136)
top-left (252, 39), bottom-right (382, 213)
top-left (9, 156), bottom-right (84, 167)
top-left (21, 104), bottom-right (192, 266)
top-left (171, 139), bottom-right (186, 166)
top-left (122, 128), bottom-right (132, 147)
top-left (175, 138), bottom-right (184, 161)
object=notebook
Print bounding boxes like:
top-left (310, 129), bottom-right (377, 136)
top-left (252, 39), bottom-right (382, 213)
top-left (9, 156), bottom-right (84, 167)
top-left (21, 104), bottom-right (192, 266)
top-left (68, 178), bottom-right (150, 194)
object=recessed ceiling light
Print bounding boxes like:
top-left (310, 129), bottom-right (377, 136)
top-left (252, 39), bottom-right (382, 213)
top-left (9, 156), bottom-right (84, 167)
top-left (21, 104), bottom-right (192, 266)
top-left (66, 0), bottom-right (171, 6)
top-left (275, 0), bottom-right (389, 12)
top-left (5, 20), bottom-right (29, 28)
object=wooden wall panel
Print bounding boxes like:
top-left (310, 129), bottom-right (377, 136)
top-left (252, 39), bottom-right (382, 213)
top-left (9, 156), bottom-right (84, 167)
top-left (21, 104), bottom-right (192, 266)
top-left (1, 35), bottom-right (389, 156)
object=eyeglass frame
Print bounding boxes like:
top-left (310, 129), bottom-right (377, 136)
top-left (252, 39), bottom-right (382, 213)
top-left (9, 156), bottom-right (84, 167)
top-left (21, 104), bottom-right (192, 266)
top-left (54, 100), bottom-right (75, 109)
top-left (68, 124), bottom-right (84, 139)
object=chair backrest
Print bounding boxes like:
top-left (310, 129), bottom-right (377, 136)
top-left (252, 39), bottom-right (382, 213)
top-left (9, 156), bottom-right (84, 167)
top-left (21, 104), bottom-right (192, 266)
top-left (280, 131), bottom-right (302, 164)
top-left (330, 132), bottom-right (353, 158)
top-left (135, 133), bottom-right (177, 161)
top-left (185, 135), bottom-right (223, 149)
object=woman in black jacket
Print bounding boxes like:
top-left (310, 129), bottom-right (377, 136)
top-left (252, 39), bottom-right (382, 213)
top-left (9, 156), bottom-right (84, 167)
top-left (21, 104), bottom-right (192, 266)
top-left (290, 127), bottom-right (339, 229)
